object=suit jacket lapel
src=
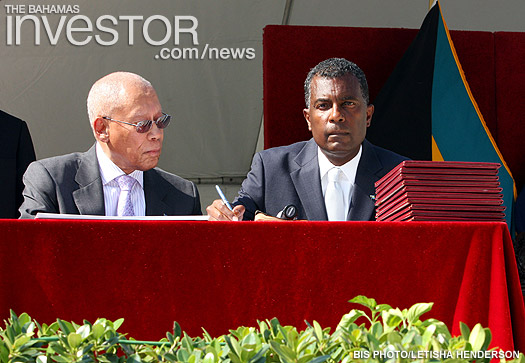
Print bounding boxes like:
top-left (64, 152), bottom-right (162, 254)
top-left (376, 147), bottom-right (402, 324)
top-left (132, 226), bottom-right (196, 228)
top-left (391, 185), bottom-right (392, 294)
top-left (290, 139), bottom-right (328, 221)
top-left (72, 145), bottom-right (105, 215)
top-left (349, 139), bottom-right (382, 221)
top-left (143, 169), bottom-right (172, 216)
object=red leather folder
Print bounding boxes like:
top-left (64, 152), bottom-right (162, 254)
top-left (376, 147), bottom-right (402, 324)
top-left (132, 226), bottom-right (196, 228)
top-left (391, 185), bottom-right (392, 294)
top-left (376, 189), bottom-right (504, 207)
top-left (374, 160), bottom-right (505, 222)
top-left (376, 160), bottom-right (500, 189)
top-left (376, 166), bottom-right (499, 191)
top-left (376, 196), bottom-right (505, 219)
top-left (376, 199), bottom-right (505, 219)
top-left (378, 206), bottom-right (505, 222)
top-left (376, 184), bottom-right (503, 203)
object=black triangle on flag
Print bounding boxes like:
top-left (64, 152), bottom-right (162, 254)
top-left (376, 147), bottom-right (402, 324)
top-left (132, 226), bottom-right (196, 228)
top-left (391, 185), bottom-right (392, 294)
top-left (366, 4), bottom-right (439, 161)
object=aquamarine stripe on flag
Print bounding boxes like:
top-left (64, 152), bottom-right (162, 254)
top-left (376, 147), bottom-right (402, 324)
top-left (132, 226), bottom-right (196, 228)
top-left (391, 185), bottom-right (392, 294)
top-left (431, 4), bottom-right (516, 228)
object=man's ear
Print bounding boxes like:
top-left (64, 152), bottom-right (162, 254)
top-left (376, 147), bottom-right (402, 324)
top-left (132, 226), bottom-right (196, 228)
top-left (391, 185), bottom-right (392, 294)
top-left (303, 109), bottom-right (312, 131)
top-left (93, 117), bottom-right (109, 143)
top-left (366, 104), bottom-right (374, 128)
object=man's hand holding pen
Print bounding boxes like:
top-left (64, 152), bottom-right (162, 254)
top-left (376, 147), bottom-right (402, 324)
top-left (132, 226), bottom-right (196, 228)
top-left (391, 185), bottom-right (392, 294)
top-left (206, 199), bottom-right (245, 221)
top-left (207, 185), bottom-right (245, 221)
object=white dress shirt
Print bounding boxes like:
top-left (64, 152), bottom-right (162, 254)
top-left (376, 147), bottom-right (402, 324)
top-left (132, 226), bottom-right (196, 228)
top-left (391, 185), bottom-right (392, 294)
top-left (318, 145), bottom-right (362, 220)
top-left (96, 143), bottom-right (146, 216)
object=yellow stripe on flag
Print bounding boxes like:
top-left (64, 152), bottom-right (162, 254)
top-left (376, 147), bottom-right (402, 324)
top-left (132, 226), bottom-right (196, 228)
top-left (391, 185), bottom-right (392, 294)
top-left (431, 135), bottom-right (444, 161)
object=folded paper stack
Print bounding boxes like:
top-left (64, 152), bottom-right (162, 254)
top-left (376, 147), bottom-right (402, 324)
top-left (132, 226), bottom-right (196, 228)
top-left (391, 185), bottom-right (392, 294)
top-left (374, 161), bottom-right (505, 221)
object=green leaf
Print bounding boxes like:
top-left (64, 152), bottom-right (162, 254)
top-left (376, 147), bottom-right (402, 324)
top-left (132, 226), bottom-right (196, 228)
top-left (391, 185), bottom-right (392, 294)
top-left (386, 331), bottom-right (402, 345)
top-left (10, 310), bottom-right (21, 333)
top-left (382, 309), bottom-right (403, 330)
top-left (76, 325), bottom-right (91, 339)
top-left (67, 333), bottom-right (82, 349)
top-left (481, 328), bottom-right (492, 351)
top-left (173, 321), bottom-right (182, 339)
top-left (191, 349), bottom-right (203, 363)
top-left (336, 310), bottom-right (365, 331)
top-left (422, 324), bottom-right (436, 348)
top-left (468, 324), bottom-right (486, 351)
top-left (25, 322), bottom-right (36, 335)
top-left (0, 342), bottom-right (9, 362)
top-left (230, 336), bottom-right (243, 359)
top-left (224, 335), bottom-right (240, 359)
top-left (57, 319), bottom-right (72, 335)
top-left (248, 345), bottom-right (269, 363)
top-left (258, 320), bottom-right (268, 332)
top-left (177, 349), bottom-right (190, 362)
top-left (375, 304), bottom-right (393, 312)
top-left (298, 354), bottom-right (316, 363)
top-left (18, 313), bottom-right (31, 328)
top-left (241, 332), bottom-right (258, 349)
top-left (349, 296), bottom-right (377, 310)
top-left (385, 314), bottom-right (402, 329)
top-left (51, 355), bottom-right (70, 363)
top-left (47, 322), bottom-right (60, 334)
top-left (459, 322), bottom-right (470, 340)
top-left (49, 342), bottom-right (68, 355)
top-left (203, 352), bottom-right (215, 363)
top-left (370, 322), bottom-right (383, 339)
top-left (164, 352), bottom-right (177, 361)
top-left (269, 318), bottom-right (280, 337)
top-left (127, 354), bottom-right (142, 363)
top-left (4, 326), bottom-right (15, 347)
top-left (401, 330), bottom-right (416, 345)
top-left (13, 334), bottom-right (31, 349)
top-left (182, 335), bottom-right (194, 352)
top-left (113, 318), bottom-right (124, 331)
top-left (406, 303), bottom-right (433, 324)
top-left (269, 341), bottom-right (295, 363)
top-left (93, 323), bottom-right (105, 340)
top-left (286, 329), bottom-right (298, 351)
top-left (313, 321), bottom-right (324, 342)
top-left (308, 355), bottom-right (331, 363)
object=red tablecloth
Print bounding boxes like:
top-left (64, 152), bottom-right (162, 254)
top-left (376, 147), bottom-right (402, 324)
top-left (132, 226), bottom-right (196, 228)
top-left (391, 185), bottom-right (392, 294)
top-left (0, 220), bottom-right (523, 351)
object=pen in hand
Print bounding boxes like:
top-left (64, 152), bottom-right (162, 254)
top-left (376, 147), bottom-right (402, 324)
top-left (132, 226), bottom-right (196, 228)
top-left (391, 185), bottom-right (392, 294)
top-left (215, 185), bottom-right (233, 211)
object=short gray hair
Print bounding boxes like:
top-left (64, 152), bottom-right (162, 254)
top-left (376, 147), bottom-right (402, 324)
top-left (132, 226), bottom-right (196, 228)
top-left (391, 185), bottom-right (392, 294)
top-left (304, 58), bottom-right (369, 108)
top-left (86, 71), bottom-right (153, 127)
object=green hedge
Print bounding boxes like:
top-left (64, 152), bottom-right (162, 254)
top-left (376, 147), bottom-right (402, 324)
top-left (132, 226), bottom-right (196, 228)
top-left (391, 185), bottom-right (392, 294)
top-left (1, 296), bottom-right (523, 363)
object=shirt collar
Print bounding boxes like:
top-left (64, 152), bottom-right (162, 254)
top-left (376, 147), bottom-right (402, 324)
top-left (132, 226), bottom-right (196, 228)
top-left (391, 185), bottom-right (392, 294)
top-left (318, 144), bottom-right (362, 184)
top-left (96, 142), bottom-right (144, 187)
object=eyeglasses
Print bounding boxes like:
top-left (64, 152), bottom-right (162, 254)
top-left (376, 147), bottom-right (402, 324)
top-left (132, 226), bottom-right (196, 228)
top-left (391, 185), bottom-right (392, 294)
top-left (102, 113), bottom-right (171, 133)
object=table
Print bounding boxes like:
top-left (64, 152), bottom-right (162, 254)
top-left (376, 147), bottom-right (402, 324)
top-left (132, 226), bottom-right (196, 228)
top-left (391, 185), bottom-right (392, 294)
top-left (0, 220), bottom-right (523, 351)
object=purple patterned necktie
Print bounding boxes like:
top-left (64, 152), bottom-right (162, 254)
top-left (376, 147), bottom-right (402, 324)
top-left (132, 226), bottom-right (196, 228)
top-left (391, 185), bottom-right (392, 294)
top-left (116, 175), bottom-right (136, 216)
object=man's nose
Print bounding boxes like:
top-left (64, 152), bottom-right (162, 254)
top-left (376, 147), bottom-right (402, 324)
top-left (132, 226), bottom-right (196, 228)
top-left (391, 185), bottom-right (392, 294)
top-left (148, 122), bottom-right (163, 140)
top-left (330, 104), bottom-right (345, 122)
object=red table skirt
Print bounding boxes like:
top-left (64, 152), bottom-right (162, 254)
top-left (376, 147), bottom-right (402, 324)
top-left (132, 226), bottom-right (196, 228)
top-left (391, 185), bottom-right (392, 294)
top-left (0, 220), bottom-right (523, 351)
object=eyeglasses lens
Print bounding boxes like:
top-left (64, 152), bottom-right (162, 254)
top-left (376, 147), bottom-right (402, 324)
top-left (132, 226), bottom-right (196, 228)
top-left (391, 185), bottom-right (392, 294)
top-left (157, 114), bottom-right (171, 129)
top-left (135, 114), bottom-right (171, 133)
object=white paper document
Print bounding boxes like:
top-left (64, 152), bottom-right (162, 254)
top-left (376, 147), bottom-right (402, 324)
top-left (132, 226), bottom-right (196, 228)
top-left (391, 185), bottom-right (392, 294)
top-left (35, 213), bottom-right (209, 221)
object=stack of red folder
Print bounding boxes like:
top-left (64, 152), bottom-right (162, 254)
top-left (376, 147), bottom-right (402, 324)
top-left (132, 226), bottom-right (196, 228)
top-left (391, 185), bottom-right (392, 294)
top-left (374, 161), bottom-right (505, 222)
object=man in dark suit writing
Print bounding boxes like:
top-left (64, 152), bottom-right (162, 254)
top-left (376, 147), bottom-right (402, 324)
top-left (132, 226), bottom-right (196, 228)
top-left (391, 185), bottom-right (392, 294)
top-left (20, 72), bottom-right (201, 218)
top-left (207, 58), bottom-right (407, 221)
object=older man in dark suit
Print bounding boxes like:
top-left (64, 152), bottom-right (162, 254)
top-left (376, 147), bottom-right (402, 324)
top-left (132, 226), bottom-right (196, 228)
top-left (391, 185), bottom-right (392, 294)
top-left (207, 58), bottom-right (407, 221)
top-left (19, 72), bottom-right (201, 218)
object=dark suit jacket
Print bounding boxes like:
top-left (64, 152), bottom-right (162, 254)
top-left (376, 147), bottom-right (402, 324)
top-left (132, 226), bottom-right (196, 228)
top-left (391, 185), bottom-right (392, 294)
top-left (19, 145), bottom-right (201, 218)
top-left (0, 110), bottom-right (36, 219)
top-left (235, 138), bottom-right (408, 221)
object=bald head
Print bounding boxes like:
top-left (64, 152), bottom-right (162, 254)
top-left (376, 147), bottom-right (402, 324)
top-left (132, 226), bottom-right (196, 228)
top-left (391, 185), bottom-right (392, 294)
top-left (87, 72), bottom-right (157, 128)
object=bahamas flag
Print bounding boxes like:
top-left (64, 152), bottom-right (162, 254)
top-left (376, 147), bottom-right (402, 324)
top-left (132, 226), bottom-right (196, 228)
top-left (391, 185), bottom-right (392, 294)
top-left (367, 1), bottom-right (516, 229)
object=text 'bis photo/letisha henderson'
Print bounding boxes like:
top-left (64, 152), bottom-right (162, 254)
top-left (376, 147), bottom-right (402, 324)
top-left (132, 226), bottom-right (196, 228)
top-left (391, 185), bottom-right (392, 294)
top-left (2, 3), bottom-right (256, 61)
